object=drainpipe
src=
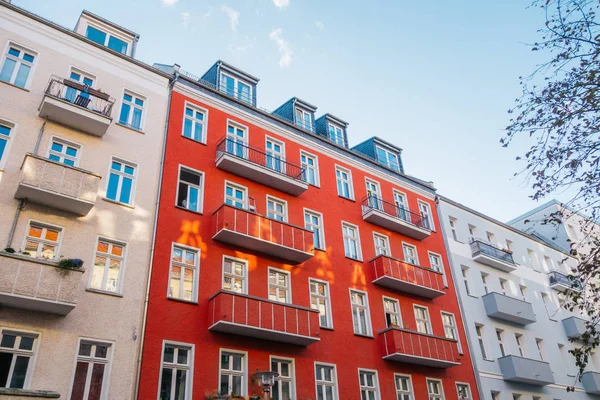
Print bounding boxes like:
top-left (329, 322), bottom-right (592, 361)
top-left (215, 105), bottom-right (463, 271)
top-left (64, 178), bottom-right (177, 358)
top-left (133, 71), bottom-right (177, 400)
top-left (435, 196), bottom-right (486, 399)
top-left (33, 118), bottom-right (47, 155)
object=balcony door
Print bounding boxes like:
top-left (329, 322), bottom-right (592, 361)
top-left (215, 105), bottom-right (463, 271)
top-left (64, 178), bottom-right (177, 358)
top-left (365, 179), bottom-right (381, 210)
top-left (266, 138), bottom-right (284, 173)
top-left (65, 69), bottom-right (94, 107)
top-left (393, 191), bottom-right (409, 222)
top-left (226, 123), bottom-right (246, 159)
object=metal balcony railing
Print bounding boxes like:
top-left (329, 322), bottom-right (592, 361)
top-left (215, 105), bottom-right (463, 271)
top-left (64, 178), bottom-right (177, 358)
top-left (44, 75), bottom-right (115, 117)
top-left (470, 239), bottom-right (515, 265)
top-left (361, 195), bottom-right (431, 230)
top-left (548, 270), bottom-right (583, 291)
top-left (216, 136), bottom-right (305, 180)
top-left (294, 118), bottom-right (316, 133)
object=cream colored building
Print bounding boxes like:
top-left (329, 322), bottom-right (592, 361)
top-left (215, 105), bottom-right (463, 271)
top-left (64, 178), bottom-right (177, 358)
top-left (0, 2), bottom-right (170, 399)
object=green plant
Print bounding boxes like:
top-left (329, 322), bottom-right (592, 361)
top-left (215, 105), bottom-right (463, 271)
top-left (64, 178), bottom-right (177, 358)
top-left (21, 251), bottom-right (31, 256)
top-left (3, 247), bottom-right (15, 253)
top-left (57, 258), bottom-right (84, 272)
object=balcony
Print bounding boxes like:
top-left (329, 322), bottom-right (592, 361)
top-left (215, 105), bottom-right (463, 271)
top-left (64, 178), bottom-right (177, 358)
top-left (361, 196), bottom-right (431, 240)
top-left (208, 290), bottom-right (320, 346)
top-left (38, 76), bottom-right (114, 137)
top-left (212, 204), bottom-right (314, 263)
top-left (0, 389), bottom-right (60, 399)
top-left (379, 327), bottom-right (460, 368)
top-left (562, 316), bottom-right (587, 340)
top-left (14, 154), bottom-right (101, 216)
top-left (548, 271), bottom-right (583, 292)
top-left (482, 292), bottom-right (536, 325)
top-left (0, 252), bottom-right (83, 315)
top-left (215, 137), bottom-right (308, 196)
top-left (582, 372), bottom-right (600, 394)
top-left (370, 255), bottom-right (445, 299)
top-left (498, 355), bottom-right (554, 386)
top-left (470, 240), bottom-right (516, 272)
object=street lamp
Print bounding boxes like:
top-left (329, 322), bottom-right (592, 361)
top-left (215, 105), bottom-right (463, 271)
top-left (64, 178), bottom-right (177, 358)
top-left (252, 371), bottom-right (279, 400)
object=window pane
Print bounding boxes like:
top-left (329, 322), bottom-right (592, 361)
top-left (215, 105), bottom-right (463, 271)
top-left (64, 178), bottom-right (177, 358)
top-left (9, 355), bottom-right (30, 389)
top-left (69, 361), bottom-right (89, 400)
top-left (95, 345), bottom-right (108, 358)
top-left (119, 177), bottom-right (132, 204)
top-left (232, 375), bottom-right (242, 395)
top-left (174, 369), bottom-right (187, 400)
top-left (88, 363), bottom-right (106, 400)
top-left (164, 346), bottom-right (174, 363)
top-left (0, 58), bottom-right (16, 83)
top-left (132, 108), bottom-right (143, 130)
top-left (177, 348), bottom-right (188, 365)
top-left (1, 334), bottom-right (16, 348)
top-left (19, 337), bottom-right (34, 351)
top-left (0, 353), bottom-right (13, 387)
top-left (86, 26), bottom-right (107, 45)
top-left (119, 103), bottom-right (131, 124)
top-left (106, 173), bottom-right (119, 200)
top-left (107, 36), bottom-right (128, 54)
top-left (79, 343), bottom-right (92, 356)
top-left (159, 368), bottom-right (173, 400)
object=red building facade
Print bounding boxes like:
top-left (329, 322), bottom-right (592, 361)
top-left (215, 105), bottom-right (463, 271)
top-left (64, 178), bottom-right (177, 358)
top-left (138, 61), bottom-right (479, 400)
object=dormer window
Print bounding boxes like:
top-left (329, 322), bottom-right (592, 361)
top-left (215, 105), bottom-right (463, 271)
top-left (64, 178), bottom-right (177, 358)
top-left (86, 25), bottom-right (128, 54)
top-left (328, 124), bottom-right (344, 146)
top-left (376, 145), bottom-right (400, 172)
top-left (220, 73), bottom-right (252, 104)
top-left (295, 108), bottom-right (311, 130)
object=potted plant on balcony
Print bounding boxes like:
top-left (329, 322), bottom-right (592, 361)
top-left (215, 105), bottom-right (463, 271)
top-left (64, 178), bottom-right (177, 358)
top-left (57, 257), bottom-right (84, 275)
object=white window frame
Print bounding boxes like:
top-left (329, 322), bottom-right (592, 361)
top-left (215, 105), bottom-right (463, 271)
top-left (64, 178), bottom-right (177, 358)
top-left (167, 243), bottom-right (200, 303)
top-left (265, 135), bottom-right (286, 174)
top-left (328, 123), bottom-right (345, 146)
top-left (426, 378), bottom-right (445, 400)
top-left (304, 208), bottom-right (325, 250)
top-left (46, 136), bottom-right (81, 167)
top-left (295, 107), bottom-right (311, 129)
top-left (365, 177), bottom-right (382, 201)
top-left (105, 156), bottom-right (138, 206)
top-left (394, 374), bottom-right (413, 400)
top-left (535, 338), bottom-right (544, 361)
top-left (300, 150), bottom-right (319, 186)
top-left (441, 311), bottom-right (462, 354)
top-left (357, 368), bottom-right (380, 400)
top-left (349, 288), bottom-right (372, 336)
top-left (375, 145), bottom-right (400, 171)
top-left (413, 305), bottom-right (432, 335)
top-left (0, 118), bottom-right (16, 169)
top-left (455, 382), bottom-right (472, 400)
top-left (515, 333), bottom-right (524, 357)
top-left (21, 220), bottom-right (63, 260)
top-left (428, 250), bottom-right (447, 287)
top-left (0, 41), bottom-right (37, 89)
top-left (224, 180), bottom-right (248, 210)
top-left (68, 337), bottom-right (114, 400)
top-left (480, 272), bottom-right (489, 295)
top-left (266, 195), bottom-right (288, 222)
top-left (475, 323), bottom-right (489, 360)
top-left (268, 267), bottom-right (291, 304)
top-left (448, 217), bottom-right (458, 241)
top-left (373, 232), bottom-right (390, 257)
top-left (176, 165), bottom-right (205, 213)
top-left (418, 200), bottom-right (434, 230)
top-left (402, 242), bottom-right (419, 265)
top-left (269, 355), bottom-right (296, 400)
top-left (157, 340), bottom-right (194, 400)
top-left (88, 236), bottom-right (127, 295)
top-left (218, 348), bottom-right (248, 397)
top-left (335, 165), bottom-right (354, 200)
top-left (84, 23), bottom-right (131, 54)
top-left (222, 255), bottom-right (248, 294)
top-left (314, 362), bottom-right (338, 400)
top-left (0, 328), bottom-right (39, 390)
top-left (496, 328), bottom-right (506, 357)
top-left (181, 101), bottom-right (208, 144)
top-left (342, 221), bottom-right (362, 261)
top-left (220, 71), bottom-right (253, 103)
top-left (118, 89), bottom-right (146, 131)
top-left (461, 266), bottom-right (472, 296)
top-left (383, 296), bottom-right (402, 328)
top-left (309, 278), bottom-right (333, 329)
top-left (68, 66), bottom-right (96, 88)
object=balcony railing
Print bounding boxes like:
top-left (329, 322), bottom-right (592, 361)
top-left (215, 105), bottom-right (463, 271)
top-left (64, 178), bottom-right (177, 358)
top-left (582, 371), bottom-right (600, 394)
top-left (482, 292), bottom-right (536, 325)
top-left (498, 355), bottom-right (554, 386)
top-left (548, 271), bottom-right (583, 292)
top-left (44, 76), bottom-right (115, 118)
top-left (294, 118), bottom-right (316, 133)
top-left (379, 327), bottom-right (461, 368)
top-left (212, 204), bottom-right (314, 263)
top-left (361, 196), bottom-right (432, 240)
top-left (470, 239), bottom-right (516, 272)
top-left (208, 290), bottom-right (320, 346)
top-left (370, 255), bottom-right (445, 298)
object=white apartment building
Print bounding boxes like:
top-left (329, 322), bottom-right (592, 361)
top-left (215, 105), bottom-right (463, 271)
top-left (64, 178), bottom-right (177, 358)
top-left (0, 2), bottom-right (170, 399)
top-left (438, 197), bottom-right (600, 400)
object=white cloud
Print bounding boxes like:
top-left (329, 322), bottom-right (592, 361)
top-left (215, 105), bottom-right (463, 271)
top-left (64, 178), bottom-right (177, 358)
top-left (203, 7), bottom-right (213, 18)
top-left (269, 29), bottom-right (292, 67)
top-left (229, 37), bottom-right (255, 59)
top-left (181, 12), bottom-right (191, 28)
top-left (161, 0), bottom-right (178, 6)
top-left (272, 0), bottom-right (290, 9)
top-left (315, 20), bottom-right (324, 30)
top-left (221, 5), bottom-right (240, 32)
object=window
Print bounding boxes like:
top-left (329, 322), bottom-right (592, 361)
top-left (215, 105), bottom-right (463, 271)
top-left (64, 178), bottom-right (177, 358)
top-left (220, 72), bottom-right (252, 103)
top-left (383, 297), bottom-right (401, 328)
top-left (65, 69), bottom-right (94, 105)
top-left (449, 217), bottom-right (458, 241)
top-left (310, 279), bottom-right (332, 328)
top-left (69, 340), bottom-right (112, 400)
top-left (505, 239), bottom-right (513, 251)
top-left (106, 158), bottom-right (136, 205)
top-left (271, 358), bottom-right (294, 400)
top-left (428, 252), bottom-right (443, 273)
top-left (491, 391), bottom-right (500, 400)
top-left (224, 182), bottom-right (247, 209)
top-left (461, 267), bottom-right (471, 296)
top-left (85, 25), bottom-right (128, 54)
top-left (519, 285), bottom-right (527, 301)
top-left (475, 324), bottom-right (488, 359)
top-left (418, 201), bottom-right (433, 230)
top-left (567, 224), bottom-right (578, 240)
top-left (159, 343), bottom-right (192, 400)
top-left (267, 196), bottom-right (287, 222)
top-left (394, 375), bottom-right (413, 400)
top-left (0, 122), bottom-right (12, 166)
top-left (402, 243), bottom-right (418, 265)
top-left (328, 123), bottom-right (344, 146)
top-left (543, 256), bottom-right (553, 273)
top-left (177, 166), bottom-right (204, 213)
top-left (375, 145), bottom-right (400, 171)
top-left (365, 179), bottom-right (382, 210)
top-left (305, 210), bottom-right (325, 250)
top-left (481, 272), bottom-right (489, 294)
top-left (295, 108), bottom-right (311, 130)
top-left (0, 331), bottom-right (37, 389)
top-left (350, 290), bottom-right (372, 336)
top-left (23, 222), bottom-right (61, 259)
top-left (512, 394), bottom-right (521, 400)
top-left (342, 222), bottom-right (361, 260)
top-left (182, 105), bottom-right (206, 143)
top-left (456, 384), bottom-right (472, 400)
top-left (268, 268), bottom-right (290, 303)
top-left (119, 91), bottom-right (145, 130)
top-left (90, 238), bottom-right (126, 294)
top-left (468, 224), bottom-right (476, 237)
top-left (0, 44), bottom-right (35, 88)
top-left (541, 292), bottom-right (557, 320)
top-left (515, 333), bottom-right (524, 357)
top-left (527, 249), bottom-right (539, 270)
top-left (223, 257), bottom-right (246, 294)
top-left (168, 245), bottom-right (199, 302)
top-left (536, 338), bottom-right (544, 361)
top-left (358, 370), bottom-right (379, 400)
top-left (496, 329), bottom-right (506, 357)
top-left (301, 151), bottom-right (319, 186)
top-left (315, 364), bottom-right (337, 400)
top-left (558, 343), bottom-right (575, 376)
top-left (499, 278), bottom-right (508, 295)
top-left (393, 191), bottom-right (410, 222)
top-left (373, 233), bottom-right (390, 256)
top-left (486, 231), bottom-right (495, 244)
top-left (414, 306), bottom-right (431, 334)
top-left (426, 379), bottom-right (444, 400)
top-left (266, 137), bottom-right (285, 173)
top-left (335, 166), bottom-right (353, 199)
top-left (225, 122), bottom-right (247, 158)
top-left (47, 138), bottom-right (80, 166)
top-left (441, 312), bottom-right (461, 352)
top-left (219, 351), bottom-right (246, 396)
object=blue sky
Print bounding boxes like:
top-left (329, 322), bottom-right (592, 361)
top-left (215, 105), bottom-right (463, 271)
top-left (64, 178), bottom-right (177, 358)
top-left (16, 0), bottom-right (556, 222)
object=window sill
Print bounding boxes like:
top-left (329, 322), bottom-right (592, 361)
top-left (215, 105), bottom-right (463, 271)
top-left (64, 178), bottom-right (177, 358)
top-left (467, 294), bottom-right (479, 299)
top-left (354, 333), bottom-right (374, 339)
top-left (338, 195), bottom-right (356, 203)
top-left (345, 256), bottom-right (363, 262)
top-left (102, 197), bottom-right (135, 209)
top-left (181, 135), bottom-right (207, 146)
top-left (86, 288), bottom-right (123, 298)
top-left (320, 326), bottom-right (334, 331)
top-left (175, 205), bottom-right (203, 215)
top-left (168, 297), bottom-right (198, 305)
top-left (0, 80), bottom-right (30, 92)
top-left (482, 358), bottom-right (495, 363)
top-left (116, 122), bottom-right (145, 134)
